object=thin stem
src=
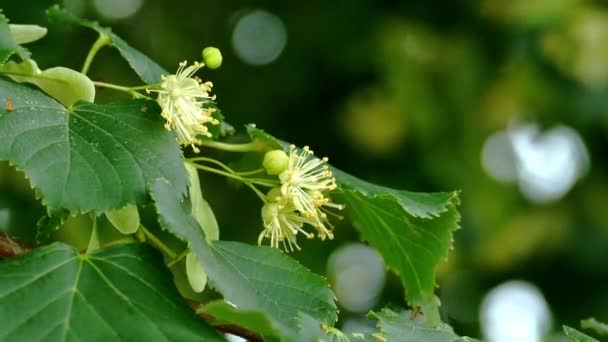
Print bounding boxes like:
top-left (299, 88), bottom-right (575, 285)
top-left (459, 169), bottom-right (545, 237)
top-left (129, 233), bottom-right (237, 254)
top-left (167, 249), bottom-right (189, 268)
top-left (235, 168), bottom-right (265, 176)
top-left (93, 81), bottom-right (152, 99)
top-left (139, 226), bottom-right (177, 259)
top-left (187, 162), bottom-right (270, 201)
top-left (187, 157), bottom-right (267, 178)
top-left (187, 162), bottom-right (278, 188)
top-left (128, 84), bottom-right (153, 91)
top-left (197, 140), bottom-right (268, 153)
top-left (101, 237), bottom-right (136, 248)
top-left (187, 156), bottom-right (237, 174)
top-left (82, 34), bottom-right (111, 75)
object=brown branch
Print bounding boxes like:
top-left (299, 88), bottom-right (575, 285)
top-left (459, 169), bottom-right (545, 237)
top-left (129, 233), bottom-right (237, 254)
top-left (188, 301), bottom-right (264, 342)
top-left (0, 233), bottom-right (33, 258)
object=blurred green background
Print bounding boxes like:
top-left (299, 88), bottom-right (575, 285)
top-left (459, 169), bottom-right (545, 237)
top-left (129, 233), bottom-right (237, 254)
top-left (2, 0), bottom-right (608, 340)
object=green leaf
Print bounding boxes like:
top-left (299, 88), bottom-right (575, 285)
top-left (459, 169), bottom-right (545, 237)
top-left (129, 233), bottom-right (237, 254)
top-left (246, 123), bottom-right (284, 150)
top-left (0, 12), bottom-right (30, 63)
top-left (372, 309), bottom-right (479, 342)
top-left (0, 59), bottom-right (95, 107)
top-left (333, 169), bottom-right (459, 325)
top-left (8, 24), bottom-right (47, 44)
top-left (334, 169), bottom-right (457, 219)
top-left (581, 318), bottom-right (608, 336)
top-left (564, 325), bottom-right (600, 342)
top-left (0, 78), bottom-right (187, 213)
top-left (0, 242), bottom-right (222, 341)
top-left (47, 5), bottom-right (167, 84)
top-left (150, 178), bottom-right (338, 337)
top-left (297, 313), bottom-right (377, 342)
top-left (106, 204), bottom-right (140, 235)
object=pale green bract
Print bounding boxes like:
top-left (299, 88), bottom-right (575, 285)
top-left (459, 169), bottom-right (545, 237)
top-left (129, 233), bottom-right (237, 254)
top-left (0, 59), bottom-right (94, 106)
top-left (106, 204), bottom-right (140, 235)
top-left (8, 24), bottom-right (47, 44)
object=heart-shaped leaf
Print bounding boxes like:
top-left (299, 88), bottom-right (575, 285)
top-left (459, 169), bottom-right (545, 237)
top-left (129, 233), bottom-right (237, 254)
top-left (0, 243), bottom-right (222, 341)
top-left (0, 78), bottom-right (187, 213)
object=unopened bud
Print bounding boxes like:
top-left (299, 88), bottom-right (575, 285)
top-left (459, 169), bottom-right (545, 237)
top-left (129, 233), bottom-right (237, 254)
top-left (202, 47), bottom-right (222, 69)
top-left (263, 149), bottom-right (289, 175)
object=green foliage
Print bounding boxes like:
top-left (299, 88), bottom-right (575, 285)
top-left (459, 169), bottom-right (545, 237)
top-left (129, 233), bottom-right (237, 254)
top-left (46, 5), bottom-right (167, 84)
top-left (36, 210), bottom-right (68, 243)
top-left (0, 12), bottom-right (29, 63)
top-left (247, 125), bottom-right (461, 324)
top-left (581, 318), bottom-right (608, 336)
top-left (0, 243), bottom-right (222, 341)
top-left (372, 309), bottom-right (479, 342)
top-left (335, 170), bottom-right (460, 325)
top-left (0, 59), bottom-right (95, 106)
top-left (564, 325), bottom-right (600, 342)
top-left (0, 79), bottom-right (187, 213)
top-left (205, 300), bottom-right (284, 340)
top-left (0, 5), bottom-right (480, 340)
top-left (151, 178), bottom-right (338, 336)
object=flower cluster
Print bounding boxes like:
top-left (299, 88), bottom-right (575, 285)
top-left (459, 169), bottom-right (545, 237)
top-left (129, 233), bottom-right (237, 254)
top-left (149, 61), bottom-right (218, 152)
top-left (258, 145), bottom-right (343, 251)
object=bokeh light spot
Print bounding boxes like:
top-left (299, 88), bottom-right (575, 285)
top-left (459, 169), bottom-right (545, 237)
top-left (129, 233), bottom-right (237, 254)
top-left (0, 208), bottom-right (10, 232)
top-left (62, 0), bottom-right (86, 17)
top-left (93, 0), bottom-right (144, 21)
top-left (482, 124), bottom-right (590, 203)
top-left (480, 280), bottom-right (552, 342)
top-left (327, 243), bottom-right (385, 313)
top-left (481, 131), bottom-right (519, 182)
top-left (232, 10), bottom-right (287, 66)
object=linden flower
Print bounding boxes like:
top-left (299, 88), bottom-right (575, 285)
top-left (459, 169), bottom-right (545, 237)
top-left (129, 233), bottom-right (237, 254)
top-left (279, 145), bottom-right (341, 217)
top-left (148, 61), bottom-right (218, 152)
top-left (258, 199), bottom-right (315, 252)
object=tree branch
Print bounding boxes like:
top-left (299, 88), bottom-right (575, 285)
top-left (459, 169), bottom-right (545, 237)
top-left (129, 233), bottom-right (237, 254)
top-left (188, 301), bottom-right (264, 342)
top-left (0, 233), bottom-right (32, 258)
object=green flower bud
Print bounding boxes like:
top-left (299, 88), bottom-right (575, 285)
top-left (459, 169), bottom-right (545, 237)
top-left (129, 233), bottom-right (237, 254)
top-left (202, 47), bottom-right (222, 69)
top-left (263, 149), bottom-right (289, 175)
